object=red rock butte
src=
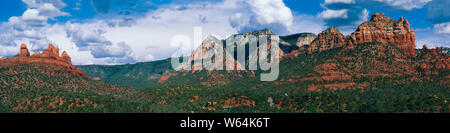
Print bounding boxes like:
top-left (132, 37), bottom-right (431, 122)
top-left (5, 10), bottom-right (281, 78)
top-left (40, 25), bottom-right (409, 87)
top-left (308, 12), bottom-right (417, 57)
top-left (0, 43), bottom-right (87, 77)
top-left (19, 43), bottom-right (30, 57)
top-left (348, 12), bottom-right (416, 56)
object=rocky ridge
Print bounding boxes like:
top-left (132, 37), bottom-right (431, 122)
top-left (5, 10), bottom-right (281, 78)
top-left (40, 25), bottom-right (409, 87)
top-left (307, 13), bottom-right (416, 57)
top-left (0, 44), bottom-right (87, 77)
top-left (308, 27), bottom-right (346, 54)
top-left (348, 13), bottom-right (416, 56)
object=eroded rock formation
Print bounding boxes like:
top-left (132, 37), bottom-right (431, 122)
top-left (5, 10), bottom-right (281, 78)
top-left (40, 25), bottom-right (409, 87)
top-left (19, 44), bottom-right (30, 57)
top-left (0, 43), bottom-right (87, 77)
top-left (308, 27), bottom-right (346, 53)
top-left (348, 13), bottom-right (416, 56)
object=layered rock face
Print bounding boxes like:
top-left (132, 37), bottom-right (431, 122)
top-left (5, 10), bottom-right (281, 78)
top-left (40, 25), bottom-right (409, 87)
top-left (39, 44), bottom-right (60, 59)
top-left (307, 13), bottom-right (416, 57)
top-left (348, 13), bottom-right (416, 56)
top-left (19, 44), bottom-right (30, 57)
top-left (0, 43), bottom-right (86, 77)
top-left (308, 27), bottom-right (346, 53)
top-left (29, 44), bottom-right (72, 65)
top-left (61, 51), bottom-right (72, 66)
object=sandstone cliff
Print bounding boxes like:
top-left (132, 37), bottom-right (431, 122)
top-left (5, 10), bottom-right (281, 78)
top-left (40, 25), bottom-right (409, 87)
top-left (348, 13), bottom-right (416, 56)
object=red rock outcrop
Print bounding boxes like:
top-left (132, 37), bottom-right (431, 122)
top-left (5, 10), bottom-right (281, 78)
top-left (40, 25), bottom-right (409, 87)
top-left (0, 43), bottom-right (87, 77)
top-left (39, 43), bottom-right (60, 60)
top-left (308, 27), bottom-right (346, 53)
top-left (61, 51), bottom-right (72, 65)
top-left (348, 13), bottom-right (416, 56)
top-left (19, 44), bottom-right (30, 57)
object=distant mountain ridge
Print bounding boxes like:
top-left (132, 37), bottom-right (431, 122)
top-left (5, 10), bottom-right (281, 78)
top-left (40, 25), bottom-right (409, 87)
top-left (77, 29), bottom-right (319, 88)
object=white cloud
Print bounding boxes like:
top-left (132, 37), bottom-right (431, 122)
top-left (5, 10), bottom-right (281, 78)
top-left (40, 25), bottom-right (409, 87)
top-left (318, 4), bottom-right (369, 29)
top-left (318, 9), bottom-right (349, 19)
top-left (433, 22), bottom-right (450, 34)
top-left (0, 46), bottom-right (18, 57)
top-left (368, 0), bottom-right (431, 11)
top-left (21, 9), bottom-right (48, 22)
top-left (325, 0), bottom-right (356, 4)
top-left (229, 0), bottom-right (295, 35)
top-left (359, 9), bottom-right (370, 23)
top-left (22, 0), bottom-right (69, 19)
top-left (65, 21), bottom-right (134, 59)
top-left (37, 3), bottom-right (69, 19)
top-left (22, 0), bottom-right (67, 9)
top-left (246, 0), bottom-right (293, 28)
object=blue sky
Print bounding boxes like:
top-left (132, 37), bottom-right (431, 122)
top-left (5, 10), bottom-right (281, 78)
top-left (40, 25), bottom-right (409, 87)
top-left (0, 0), bottom-right (448, 65)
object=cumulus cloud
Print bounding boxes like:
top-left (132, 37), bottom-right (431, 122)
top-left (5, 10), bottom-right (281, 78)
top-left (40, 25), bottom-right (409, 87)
top-left (433, 22), bottom-right (450, 34)
top-left (64, 21), bottom-right (134, 58)
top-left (318, 0), bottom-right (369, 29)
top-left (229, 0), bottom-right (294, 35)
top-left (318, 9), bottom-right (349, 19)
top-left (22, 0), bottom-right (69, 18)
top-left (37, 3), bottom-right (70, 19)
top-left (0, 8), bottom-right (51, 51)
top-left (0, 46), bottom-right (18, 58)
